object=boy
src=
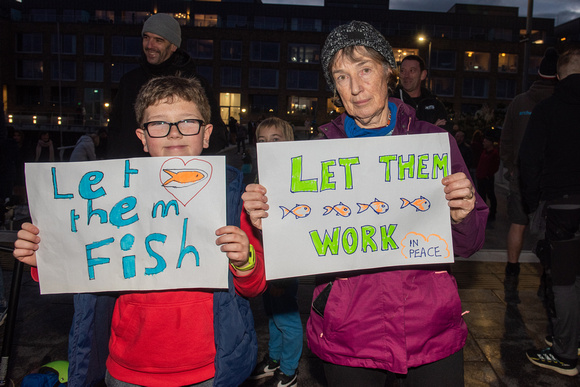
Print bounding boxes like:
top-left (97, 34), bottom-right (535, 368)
top-left (248, 118), bottom-right (301, 387)
top-left (14, 76), bottom-right (266, 386)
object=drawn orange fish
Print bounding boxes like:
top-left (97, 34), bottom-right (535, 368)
top-left (357, 198), bottom-right (389, 214)
top-left (280, 204), bottom-right (311, 219)
top-left (323, 202), bottom-right (352, 217)
top-left (400, 196), bottom-right (431, 212)
top-left (162, 169), bottom-right (206, 186)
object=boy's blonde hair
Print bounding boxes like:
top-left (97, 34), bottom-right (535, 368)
top-left (256, 117), bottom-right (294, 141)
top-left (134, 76), bottom-right (211, 126)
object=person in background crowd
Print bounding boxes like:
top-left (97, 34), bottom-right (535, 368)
top-left (520, 48), bottom-right (580, 377)
top-left (475, 131), bottom-right (499, 222)
top-left (107, 13), bottom-right (228, 159)
top-left (500, 47), bottom-right (559, 279)
top-left (395, 54), bottom-right (451, 131)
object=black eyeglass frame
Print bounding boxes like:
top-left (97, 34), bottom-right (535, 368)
top-left (141, 119), bottom-right (205, 138)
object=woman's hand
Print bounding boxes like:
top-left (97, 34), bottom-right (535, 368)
top-left (442, 172), bottom-right (476, 223)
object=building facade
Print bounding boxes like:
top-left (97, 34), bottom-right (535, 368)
top-left (1, 0), bottom-right (573, 140)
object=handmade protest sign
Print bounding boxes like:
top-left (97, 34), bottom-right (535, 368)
top-left (25, 156), bottom-right (227, 294)
top-left (257, 132), bottom-right (453, 280)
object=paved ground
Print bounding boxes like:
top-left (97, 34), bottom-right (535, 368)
top-left (0, 142), bottom-right (578, 386)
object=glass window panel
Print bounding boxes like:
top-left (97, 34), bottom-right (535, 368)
top-left (197, 66), bottom-right (213, 86)
top-left (431, 50), bottom-right (456, 70)
top-left (16, 86), bottom-right (43, 105)
top-left (249, 68), bottom-right (279, 89)
top-left (498, 53), bottom-right (518, 73)
top-left (250, 42), bottom-right (280, 62)
top-left (496, 79), bottom-right (517, 99)
top-left (464, 51), bottom-right (490, 72)
top-left (251, 94), bottom-right (278, 114)
top-left (254, 16), bottom-right (284, 31)
top-left (85, 35), bottom-right (104, 55)
top-left (187, 39), bottom-right (214, 59)
top-left (221, 41), bottom-right (242, 61)
top-left (287, 70), bottom-right (319, 90)
top-left (51, 60), bottom-right (76, 81)
top-left (462, 78), bottom-right (489, 98)
top-left (50, 87), bottom-right (76, 105)
top-left (16, 33), bottom-right (42, 53)
top-left (16, 60), bottom-right (43, 79)
top-left (221, 67), bottom-right (242, 87)
top-left (288, 44), bottom-right (320, 64)
top-left (194, 14), bottom-right (218, 27)
top-left (52, 34), bottom-right (76, 54)
top-left (432, 77), bottom-right (455, 97)
top-left (84, 62), bottom-right (104, 82)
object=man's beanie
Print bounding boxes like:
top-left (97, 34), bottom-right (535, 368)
top-left (321, 21), bottom-right (396, 90)
top-left (142, 13), bottom-right (181, 47)
top-left (538, 47), bottom-right (559, 79)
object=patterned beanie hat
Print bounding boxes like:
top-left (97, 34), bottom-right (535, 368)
top-left (142, 13), bottom-right (182, 47)
top-left (321, 20), bottom-right (396, 91)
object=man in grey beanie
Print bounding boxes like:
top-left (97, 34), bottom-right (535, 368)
top-left (108, 13), bottom-right (228, 159)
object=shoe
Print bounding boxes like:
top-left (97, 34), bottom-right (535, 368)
top-left (248, 355), bottom-right (280, 380)
top-left (505, 262), bottom-right (520, 277)
top-left (544, 335), bottom-right (580, 356)
top-left (263, 369), bottom-right (297, 387)
top-left (526, 347), bottom-right (578, 376)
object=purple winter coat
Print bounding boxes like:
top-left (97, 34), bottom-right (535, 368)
top-left (306, 98), bottom-right (488, 374)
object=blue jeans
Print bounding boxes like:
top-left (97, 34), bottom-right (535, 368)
top-left (263, 278), bottom-right (303, 376)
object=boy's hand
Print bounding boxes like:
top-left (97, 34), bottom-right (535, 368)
top-left (442, 172), bottom-right (476, 223)
top-left (242, 184), bottom-right (269, 230)
top-left (215, 225), bottom-right (250, 269)
top-left (13, 222), bottom-right (40, 267)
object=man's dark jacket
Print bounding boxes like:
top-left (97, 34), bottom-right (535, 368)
top-left (519, 73), bottom-right (580, 213)
top-left (107, 49), bottom-right (228, 158)
top-left (395, 86), bottom-right (450, 131)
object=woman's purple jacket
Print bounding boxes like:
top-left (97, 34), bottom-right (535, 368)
top-left (306, 97), bottom-right (489, 374)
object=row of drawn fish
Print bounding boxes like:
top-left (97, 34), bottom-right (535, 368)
top-left (280, 196), bottom-right (431, 219)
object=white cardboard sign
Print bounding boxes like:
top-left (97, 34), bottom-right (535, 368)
top-left (257, 133), bottom-right (454, 280)
top-left (25, 156), bottom-right (228, 294)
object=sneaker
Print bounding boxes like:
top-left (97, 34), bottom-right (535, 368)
top-left (544, 335), bottom-right (580, 356)
top-left (526, 347), bottom-right (578, 376)
top-left (263, 369), bottom-right (297, 387)
top-left (248, 355), bottom-right (280, 380)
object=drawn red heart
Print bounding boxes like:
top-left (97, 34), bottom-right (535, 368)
top-left (159, 158), bottom-right (213, 206)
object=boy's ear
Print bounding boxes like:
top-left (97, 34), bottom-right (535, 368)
top-left (202, 124), bottom-right (213, 149)
top-left (135, 128), bottom-right (149, 153)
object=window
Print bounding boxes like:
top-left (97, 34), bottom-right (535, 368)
top-left (194, 14), bottom-right (218, 27)
top-left (187, 39), bottom-right (214, 59)
top-left (291, 18), bottom-right (322, 32)
top-left (85, 88), bottom-right (104, 125)
top-left (63, 10), bottom-right (90, 23)
top-left (226, 15), bottom-right (247, 28)
top-left (433, 25), bottom-right (453, 39)
top-left (112, 36), bottom-right (141, 56)
top-left (31, 9), bottom-right (57, 22)
top-left (85, 35), bottom-right (104, 55)
top-left (95, 10), bottom-right (114, 23)
top-left (220, 93), bottom-right (241, 123)
top-left (432, 77), bottom-right (455, 97)
top-left (111, 62), bottom-right (139, 83)
top-left (496, 79), bottom-right (517, 99)
top-left (254, 16), bottom-right (284, 31)
top-left (493, 28), bottom-right (513, 42)
top-left (288, 44), bottom-right (320, 64)
top-left (288, 96), bottom-right (317, 115)
top-left (250, 42), bottom-right (280, 62)
top-left (287, 70), bottom-right (319, 90)
top-left (52, 60), bottom-right (76, 81)
top-left (52, 34), bottom-right (76, 54)
top-left (221, 67), bottom-right (242, 87)
top-left (251, 94), bottom-right (278, 114)
top-left (16, 86), bottom-right (43, 106)
top-left (431, 50), bottom-right (456, 70)
top-left (16, 33), bottom-right (42, 53)
top-left (122, 11), bottom-right (149, 24)
top-left (498, 53), bottom-right (518, 73)
top-left (463, 78), bottom-right (489, 98)
top-left (249, 68), bottom-right (279, 89)
top-left (50, 87), bottom-right (76, 106)
top-left (464, 52), bottom-right (490, 72)
top-left (84, 62), bottom-right (104, 82)
top-left (16, 60), bottom-right (43, 80)
top-left (197, 66), bottom-right (213, 86)
top-left (221, 41), bottom-right (242, 61)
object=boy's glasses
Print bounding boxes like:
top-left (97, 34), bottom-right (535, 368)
top-left (142, 119), bottom-right (205, 138)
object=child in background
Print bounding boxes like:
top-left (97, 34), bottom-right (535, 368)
top-left (248, 117), bottom-right (302, 387)
top-left (14, 76), bottom-right (266, 386)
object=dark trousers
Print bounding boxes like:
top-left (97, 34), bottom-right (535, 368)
top-left (323, 349), bottom-right (464, 387)
top-left (545, 199), bottom-right (580, 362)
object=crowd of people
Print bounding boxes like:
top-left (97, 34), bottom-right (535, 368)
top-left (4, 11), bottom-right (580, 386)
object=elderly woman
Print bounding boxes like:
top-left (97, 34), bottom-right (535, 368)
top-left (243, 21), bottom-right (488, 386)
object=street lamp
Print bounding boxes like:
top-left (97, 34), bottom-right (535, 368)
top-left (418, 35), bottom-right (432, 90)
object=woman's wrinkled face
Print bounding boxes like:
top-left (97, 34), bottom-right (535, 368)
top-left (331, 47), bottom-right (391, 129)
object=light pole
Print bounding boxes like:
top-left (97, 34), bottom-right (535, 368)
top-left (418, 36), bottom-right (432, 90)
